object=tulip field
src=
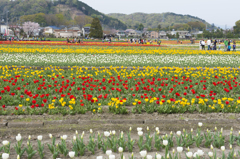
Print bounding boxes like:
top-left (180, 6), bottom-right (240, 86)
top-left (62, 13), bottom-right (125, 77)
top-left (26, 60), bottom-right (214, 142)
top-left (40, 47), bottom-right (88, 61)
top-left (1, 43), bottom-right (240, 158)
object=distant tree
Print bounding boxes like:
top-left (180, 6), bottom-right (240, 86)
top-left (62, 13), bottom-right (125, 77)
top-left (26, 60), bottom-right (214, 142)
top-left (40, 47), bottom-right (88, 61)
top-left (176, 32), bottom-right (179, 38)
top-left (33, 13), bottom-right (46, 26)
top-left (157, 24), bottom-right (161, 32)
top-left (89, 17), bottom-right (103, 38)
top-left (74, 15), bottom-right (93, 28)
top-left (22, 21), bottom-right (40, 37)
top-left (137, 23), bottom-right (144, 31)
top-left (233, 20), bottom-right (240, 36)
top-left (84, 24), bottom-right (91, 27)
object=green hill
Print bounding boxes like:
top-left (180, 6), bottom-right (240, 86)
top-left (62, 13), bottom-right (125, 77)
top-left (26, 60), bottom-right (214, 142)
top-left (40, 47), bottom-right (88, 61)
top-left (0, 0), bottom-right (127, 29)
top-left (108, 12), bottom-right (210, 30)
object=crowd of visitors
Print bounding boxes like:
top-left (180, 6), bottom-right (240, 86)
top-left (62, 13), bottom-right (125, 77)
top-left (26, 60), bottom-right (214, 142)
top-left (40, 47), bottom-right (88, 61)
top-left (199, 39), bottom-right (236, 51)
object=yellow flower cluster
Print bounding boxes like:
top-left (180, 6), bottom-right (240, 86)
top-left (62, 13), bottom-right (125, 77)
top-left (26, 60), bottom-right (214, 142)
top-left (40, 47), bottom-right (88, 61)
top-left (108, 98), bottom-right (127, 109)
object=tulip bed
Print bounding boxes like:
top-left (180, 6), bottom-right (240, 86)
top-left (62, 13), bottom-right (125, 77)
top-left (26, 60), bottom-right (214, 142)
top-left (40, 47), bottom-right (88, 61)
top-left (0, 124), bottom-right (239, 159)
top-left (1, 45), bottom-right (240, 67)
top-left (0, 66), bottom-right (240, 115)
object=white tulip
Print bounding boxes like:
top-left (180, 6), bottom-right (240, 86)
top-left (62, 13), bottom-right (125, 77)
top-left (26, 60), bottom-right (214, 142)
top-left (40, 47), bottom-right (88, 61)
top-left (109, 155), bottom-right (115, 159)
top-left (193, 152), bottom-right (198, 158)
top-left (62, 135), bottom-right (67, 140)
top-left (163, 140), bottom-right (168, 146)
top-left (129, 127), bottom-right (132, 131)
top-left (17, 155), bottom-right (20, 159)
top-left (197, 149), bottom-right (204, 156)
top-left (112, 130), bottom-right (116, 135)
top-left (96, 156), bottom-right (103, 159)
top-left (177, 147), bottom-right (183, 153)
top-left (156, 154), bottom-right (162, 159)
top-left (167, 153), bottom-right (169, 158)
top-left (147, 126), bottom-right (149, 131)
top-left (137, 127), bottom-right (142, 132)
top-left (198, 122), bottom-right (203, 127)
top-left (82, 131), bottom-right (85, 136)
top-left (208, 152), bottom-right (213, 157)
top-left (16, 135), bottom-right (21, 141)
top-left (221, 128), bottom-right (223, 133)
top-left (104, 131), bottom-right (110, 137)
top-left (69, 151), bottom-right (75, 158)
top-left (138, 131), bottom-right (143, 136)
top-left (118, 147), bottom-right (123, 153)
top-left (37, 135), bottom-right (43, 141)
top-left (191, 128), bottom-right (193, 132)
top-left (176, 131), bottom-right (181, 136)
top-left (90, 129), bottom-right (93, 134)
top-left (73, 136), bottom-right (76, 141)
top-left (215, 127), bottom-right (217, 131)
top-left (76, 130), bottom-right (78, 135)
top-left (186, 152), bottom-right (193, 158)
top-left (2, 140), bottom-right (9, 146)
top-left (156, 127), bottom-right (159, 131)
top-left (2, 153), bottom-right (9, 159)
top-left (28, 135), bottom-right (31, 140)
top-left (49, 134), bottom-right (52, 139)
top-left (147, 155), bottom-right (152, 159)
top-left (106, 150), bottom-right (112, 156)
top-left (139, 150), bottom-right (147, 157)
top-left (221, 146), bottom-right (225, 151)
top-left (230, 144), bottom-right (232, 149)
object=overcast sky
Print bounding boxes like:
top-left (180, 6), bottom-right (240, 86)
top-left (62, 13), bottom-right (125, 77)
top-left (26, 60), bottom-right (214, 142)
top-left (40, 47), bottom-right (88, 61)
top-left (80, 0), bottom-right (240, 28)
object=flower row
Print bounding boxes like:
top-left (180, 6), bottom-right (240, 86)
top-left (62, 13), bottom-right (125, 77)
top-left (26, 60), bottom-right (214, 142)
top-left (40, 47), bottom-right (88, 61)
top-left (0, 123), bottom-right (239, 159)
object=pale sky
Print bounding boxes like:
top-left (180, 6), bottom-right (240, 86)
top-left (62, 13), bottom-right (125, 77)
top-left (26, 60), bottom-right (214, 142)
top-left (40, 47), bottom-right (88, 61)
top-left (80, 0), bottom-right (240, 28)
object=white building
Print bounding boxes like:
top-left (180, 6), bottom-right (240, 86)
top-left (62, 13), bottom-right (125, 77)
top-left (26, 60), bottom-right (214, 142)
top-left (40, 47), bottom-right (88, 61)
top-left (0, 24), bottom-right (8, 35)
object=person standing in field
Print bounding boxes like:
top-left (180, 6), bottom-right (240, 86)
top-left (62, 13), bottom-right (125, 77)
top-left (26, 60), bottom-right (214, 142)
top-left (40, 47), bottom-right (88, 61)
top-left (218, 41), bottom-right (221, 50)
top-left (228, 40), bottom-right (231, 51)
top-left (207, 38), bottom-right (211, 50)
top-left (233, 40), bottom-right (236, 51)
top-left (199, 40), bottom-right (202, 50)
top-left (213, 39), bottom-right (217, 50)
top-left (201, 40), bottom-right (205, 50)
top-left (224, 39), bottom-right (228, 51)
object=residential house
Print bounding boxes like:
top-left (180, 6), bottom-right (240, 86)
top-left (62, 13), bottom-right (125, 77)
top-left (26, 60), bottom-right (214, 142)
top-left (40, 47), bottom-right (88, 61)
top-left (150, 31), bottom-right (159, 39)
top-left (192, 31), bottom-right (203, 38)
top-left (125, 29), bottom-right (134, 36)
top-left (159, 31), bottom-right (167, 39)
top-left (128, 30), bottom-right (142, 37)
top-left (44, 26), bottom-right (60, 35)
top-left (178, 31), bottom-right (190, 39)
top-left (116, 30), bottom-right (126, 37)
top-left (54, 28), bottom-right (82, 38)
top-left (82, 27), bottom-right (90, 37)
top-left (167, 30), bottom-right (190, 39)
top-left (69, 27), bottom-right (81, 31)
top-left (0, 24), bottom-right (8, 35)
